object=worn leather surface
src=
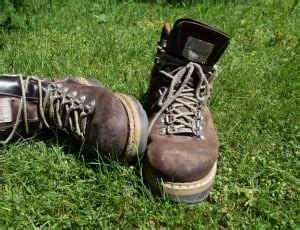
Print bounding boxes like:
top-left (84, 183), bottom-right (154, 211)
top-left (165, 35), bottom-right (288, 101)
top-left (0, 76), bottom-right (129, 158)
top-left (56, 79), bottom-right (129, 158)
top-left (145, 19), bottom-right (229, 183)
top-left (147, 107), bottom-right (218, 182)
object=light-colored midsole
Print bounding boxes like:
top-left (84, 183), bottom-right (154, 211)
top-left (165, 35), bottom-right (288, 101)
top-left (145, 162), bottom-right (217, 196)
top-left (77, 77), bottom-right (94, 86)
top-left (115, 93), bottom-right (141, 162)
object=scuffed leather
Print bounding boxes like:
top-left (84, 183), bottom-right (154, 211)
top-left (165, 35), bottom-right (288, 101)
top-left (145, 18), bottom-right (229, 183)
top-left (0, 76), bottom-right (129, 159)
top-left (146, 107), bottom-right (218, 182)
top-left (58, 80), bottom-right (129, 158)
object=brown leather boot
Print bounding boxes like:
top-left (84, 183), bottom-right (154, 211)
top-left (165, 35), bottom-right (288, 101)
top-left (0, 74), bottom-right (148, 163)
top-left (143, 19), bottom-right (230, 203)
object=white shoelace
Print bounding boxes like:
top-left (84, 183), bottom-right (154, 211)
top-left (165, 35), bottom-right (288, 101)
top-left (0, 75), bottom-right (95, 144)
top-left (149, 54), bottom-right (211, 139)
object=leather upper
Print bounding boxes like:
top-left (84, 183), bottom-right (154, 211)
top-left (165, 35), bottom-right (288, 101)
top-left (167, 18), bottom-right (230, 66)
top-left (0, 76), bottom-right (129, 159)
top-left (145, 19), bottom-right (229, 183)
top-left (0, 75), bottom-right (49, 100)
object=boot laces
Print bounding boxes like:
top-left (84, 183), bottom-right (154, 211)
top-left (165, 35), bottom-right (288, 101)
top-left (149, 52), bottom-right (212, 139)
top-left (0, 75), bottom-right (95, 144)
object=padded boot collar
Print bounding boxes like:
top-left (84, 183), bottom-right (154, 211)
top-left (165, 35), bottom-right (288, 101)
top-left (0, 75), bottom-right (49, 100)
top-left (166, 18), bottom-right (230, 66)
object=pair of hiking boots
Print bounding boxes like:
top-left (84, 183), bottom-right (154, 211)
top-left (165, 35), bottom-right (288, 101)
top-left (0, 18), bottom-right (230, 203)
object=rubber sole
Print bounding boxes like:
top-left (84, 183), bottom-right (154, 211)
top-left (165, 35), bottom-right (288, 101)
top-left (144, 161), bottom-right (217, 203)
top-left (115, 93), bottom-right (148, 163)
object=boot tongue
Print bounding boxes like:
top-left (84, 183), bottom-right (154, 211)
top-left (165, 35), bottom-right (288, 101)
top-left (166, 18), bottom-right (230, 66)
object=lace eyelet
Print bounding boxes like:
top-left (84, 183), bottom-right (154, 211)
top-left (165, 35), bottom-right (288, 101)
top-left (159, 87), bottom-right (167, 95)
top-left (79, 95), bottom-right (86, 102)
top-left (159, 128), bottom-right (166, 135)
top-left (158, 116), bottom-right (165, 124)
top-left (149, 60), bottom-right (210, 137)
top-left (62, 87), bottom-right (69, 93)
top-left (197, 114), bottom-right (204, 121)
top-left (84, 100), bottom-right (96, 112)
top-left (193, 128), bottom-right (205, 139)
top-left (196, 122), bottom-right (203, 131)
top-left (56, 83), bottom-right (63, 89)
top-left (71, 90), bottom-right (78, 97)
top-left (89, 100), bottom-right (96, 107)
top-left (196, 110), bottom-right (202, 119)
top-left (165, 114), bottom-right (175, 124)
top-left (167, 126), bottom-right (177, 134)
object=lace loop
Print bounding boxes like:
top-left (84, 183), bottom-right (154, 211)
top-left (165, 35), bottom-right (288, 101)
top-left (0, 75), bottom-right (95, 144)
top-left (149, 53), bottom-right (210, 138)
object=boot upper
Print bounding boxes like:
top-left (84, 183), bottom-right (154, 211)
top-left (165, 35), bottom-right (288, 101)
top-left (146, 19), bottom-right (230, 183)
top-left (0, 75), bottom-right (129, 159)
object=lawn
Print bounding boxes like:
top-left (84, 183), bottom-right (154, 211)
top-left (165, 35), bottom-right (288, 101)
top-left (0, 0), bottom-right (299, 228)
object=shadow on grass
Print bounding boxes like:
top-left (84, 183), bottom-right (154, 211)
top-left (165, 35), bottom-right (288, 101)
top-left (34, 129), bottom-right (161, 201)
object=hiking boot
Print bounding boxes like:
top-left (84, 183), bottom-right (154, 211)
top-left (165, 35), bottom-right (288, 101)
top-left (143, 18), bottom-right (230, 203)
top-left (0, 74), bottom-right (148, 162)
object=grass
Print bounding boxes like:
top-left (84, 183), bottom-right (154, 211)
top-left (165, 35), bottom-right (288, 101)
top-left (0, 0), bottom-right (299, 228)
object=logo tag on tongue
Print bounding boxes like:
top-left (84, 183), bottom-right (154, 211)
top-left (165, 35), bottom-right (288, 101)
top-left (182, 36), bottom-right (214, 63)
top-left (0, 98), bottom-right (12, 123)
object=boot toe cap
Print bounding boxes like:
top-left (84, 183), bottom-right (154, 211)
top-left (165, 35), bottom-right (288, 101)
top-left (146, 138), bottom-right (218, 183)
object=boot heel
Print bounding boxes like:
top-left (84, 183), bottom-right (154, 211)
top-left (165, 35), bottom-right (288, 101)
top-left (115, 93), bottom-right (148, 162)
